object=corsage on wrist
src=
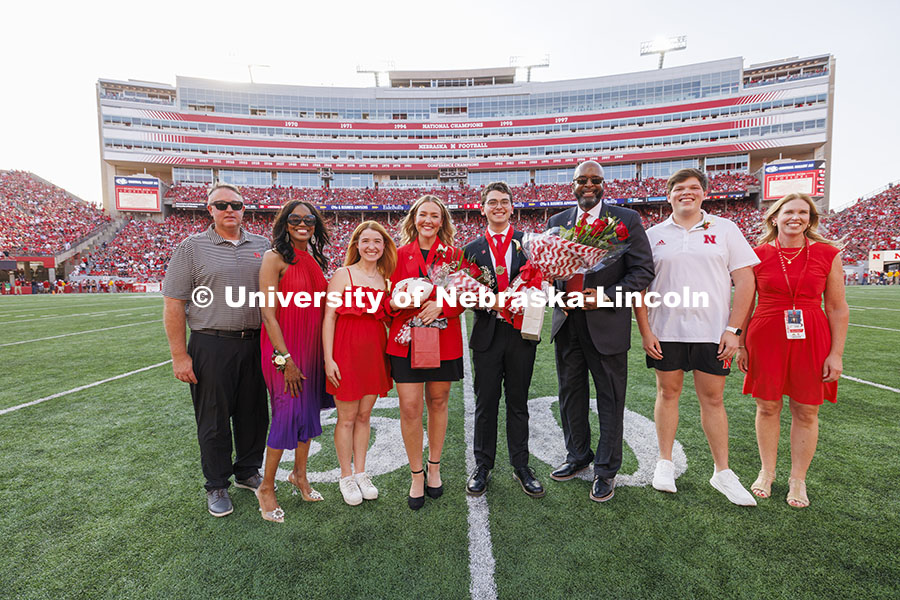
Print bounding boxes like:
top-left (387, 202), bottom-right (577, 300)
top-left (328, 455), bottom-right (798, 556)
top-left (272, 349), bottom-right (291, 372)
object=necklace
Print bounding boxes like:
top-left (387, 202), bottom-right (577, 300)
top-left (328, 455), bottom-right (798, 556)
top-left (779, 246), bottom-right (804, 264)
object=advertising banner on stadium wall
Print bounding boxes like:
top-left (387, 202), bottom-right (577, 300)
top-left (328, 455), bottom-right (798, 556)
top-left (109, 138), bottom-right (798, 174)
top-left (115, 176), bottom-right (161, 212)
top-left (145, 119), bottom-right (761, 154)
top-left (11, 256), bottom-right (55, 267)
top-left (134, 92), bottom-right (794, 132)
top-left (707, 192), bottom-right (748, 199)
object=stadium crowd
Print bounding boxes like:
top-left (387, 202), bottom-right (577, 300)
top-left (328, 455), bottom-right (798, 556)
top-left (1, 171), bottom-right (110, 256)
top-left (163, 172), bottom-right (758, 208)
top-left (79, 201), bottom-right (760, 281)
top-left (826, 184), bottom-right (900, 264)
top-left (8, 172), bottom-right (899, 286)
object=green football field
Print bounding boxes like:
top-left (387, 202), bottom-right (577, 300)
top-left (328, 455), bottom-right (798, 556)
top-left (1, 288), bottom-right (898, 599)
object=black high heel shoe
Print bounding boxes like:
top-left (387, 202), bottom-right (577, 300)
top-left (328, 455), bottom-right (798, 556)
top-left (408, 469), bottom-right (425, 510)
top-left (425, 459), bottom-right (444, 499)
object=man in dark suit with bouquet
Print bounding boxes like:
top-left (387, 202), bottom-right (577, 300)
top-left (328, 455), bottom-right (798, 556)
top-left (547, 161), bottom-right (654, 502)
top-left (463, 181), bottom-right (544, 498)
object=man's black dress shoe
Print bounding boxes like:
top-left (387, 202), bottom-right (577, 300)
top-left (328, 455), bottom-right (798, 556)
top-left (466, 465), bottom-right (491, 496)
top-left (550, 461), bottom-right (591, 481)
top-left (513, 466), bottom-right (546, 498)
top-left (590, 476), bottom-right (615, 502)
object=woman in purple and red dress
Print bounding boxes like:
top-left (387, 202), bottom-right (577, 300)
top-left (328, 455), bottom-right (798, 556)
top-left (738, 193), bottom-right (848, 509)
top-left (256, 201), bottom-right (334, 523)
top-left (323, 221), bottom-right (397, 506)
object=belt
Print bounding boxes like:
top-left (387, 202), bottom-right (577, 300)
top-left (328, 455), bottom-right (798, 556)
top-left (193, 328), bottom-right (260, 339)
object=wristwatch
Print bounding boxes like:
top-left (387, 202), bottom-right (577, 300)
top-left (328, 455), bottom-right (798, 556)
top-left (724, 326), bottom-right (742, 336)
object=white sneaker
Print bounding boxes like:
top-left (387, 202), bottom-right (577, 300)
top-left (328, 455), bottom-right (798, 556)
top-left (354, 472), bottom-right (379, 500)
top-left (710, 469), bottom-right (757, 506)
top-left (652, 459), bottom-right (677, 493)
top-left (339, 475), bottom-right (363, 506)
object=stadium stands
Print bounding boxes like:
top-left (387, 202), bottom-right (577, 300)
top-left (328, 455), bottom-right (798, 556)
top-left (163, 173), bottom-right (759, 208)
top-left (0, 171), bottom-right (111, 256)
top-left (15, 173), bottom-right (898, 285)
top-left (78, 198), bottom-right (761, 281)
top-left (826, 184), bottom-right (900, 264)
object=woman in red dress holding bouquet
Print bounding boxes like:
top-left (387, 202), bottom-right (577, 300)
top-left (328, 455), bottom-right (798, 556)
top-left (323, 221), bottom-right (396, 506)
top-left (738, 193), bottom-right (848, 508)
top-left (387, 195), bottom-right (466, 510)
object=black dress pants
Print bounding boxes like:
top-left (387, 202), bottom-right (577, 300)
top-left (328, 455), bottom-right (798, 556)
top-left (554, 309), bottom-right (627, 478)
top-left (188, 332), bottom-right (269, 491)
top-left (472, 319), bottom-right (536, 469)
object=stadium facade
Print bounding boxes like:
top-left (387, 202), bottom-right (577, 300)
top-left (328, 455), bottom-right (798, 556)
top-left (96, 54), bottom-right (834, 216)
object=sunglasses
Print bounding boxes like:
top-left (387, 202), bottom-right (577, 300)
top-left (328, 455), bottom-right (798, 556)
top-left (210, 201), bottom-right (244, 211)
top-left (574, 177), bottom-right (604, 185)
top-left (286, 214), bottom-right (317, 226)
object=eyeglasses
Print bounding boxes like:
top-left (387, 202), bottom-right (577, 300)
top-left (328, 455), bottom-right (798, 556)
top-left (574, 177), bottom-right (604, 186)
top-left (210, 201), bottom-right (244, 211)
top-left (286, 214), bottom-right (317, 226)
top-left (485, 199), bottom-right (512, 208)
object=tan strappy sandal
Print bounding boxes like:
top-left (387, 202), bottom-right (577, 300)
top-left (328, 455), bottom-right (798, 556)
top-left (787, 478), bottom-right (809, 508)
top-left (751, 469), bottom-right (776, 499)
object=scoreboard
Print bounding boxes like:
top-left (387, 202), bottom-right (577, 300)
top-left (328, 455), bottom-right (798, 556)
top-left (115, 176), bottom-right (161, 212)
top-left (763, 160), bottom-right (826, 201)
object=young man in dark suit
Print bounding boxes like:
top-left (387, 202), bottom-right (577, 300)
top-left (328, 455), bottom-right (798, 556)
top-left (547, 161), bottom-right (655, 503)
top-left (463, 181), bottom-right (544, 498)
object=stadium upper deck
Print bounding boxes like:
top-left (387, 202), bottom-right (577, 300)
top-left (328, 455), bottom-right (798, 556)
top-left (97, 54), bottom-right (833, 215)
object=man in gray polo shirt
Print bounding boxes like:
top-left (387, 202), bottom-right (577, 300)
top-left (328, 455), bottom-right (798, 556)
top-left (163, 182), bottom-right (271, 517)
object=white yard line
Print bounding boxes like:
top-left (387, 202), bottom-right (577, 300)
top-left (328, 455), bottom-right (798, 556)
top-left (844, 292), bottom-right (900, 299)
top-left (0, 307), bottom-right (146, 325)
top-left (840, 375), bottom-right (900, 394)
top-left (0, 319), bottom-right (159, 347)
top-left (462, 313), bottom-right (498, 600)
top-left (0, 360), bottom-right (172, 416)
top-left (0, 302), bottom-right (116, 314)
top-left (848, 323), bottom-right (900, 333)
top-left (847, 305), bottom-right (900, 312)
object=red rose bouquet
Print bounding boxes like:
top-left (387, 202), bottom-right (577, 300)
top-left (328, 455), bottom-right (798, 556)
top-left (513, 214), bottom-right (630, 286)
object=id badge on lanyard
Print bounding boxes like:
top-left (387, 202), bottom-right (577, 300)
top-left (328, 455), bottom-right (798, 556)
top-left (776, 239), bottom-right (809, 341)
top-left (784, 309), bottom-right (806, 339)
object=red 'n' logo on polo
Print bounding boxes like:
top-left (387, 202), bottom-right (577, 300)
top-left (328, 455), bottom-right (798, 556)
top-left (703, 235), bottom-right (717, 244)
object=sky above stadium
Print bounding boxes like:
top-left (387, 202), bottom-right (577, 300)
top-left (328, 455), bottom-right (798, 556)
top-left (1, 0), bottom-right (897, 211)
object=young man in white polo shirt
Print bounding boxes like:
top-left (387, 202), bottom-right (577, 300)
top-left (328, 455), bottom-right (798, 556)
top-left (634, 168), bottom-right (759, 506)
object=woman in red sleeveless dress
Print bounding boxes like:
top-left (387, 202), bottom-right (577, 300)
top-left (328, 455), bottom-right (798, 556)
top-left (738, 193), bottom-right (848, 508)
top-left (323, 221), bottom-right (397, 506)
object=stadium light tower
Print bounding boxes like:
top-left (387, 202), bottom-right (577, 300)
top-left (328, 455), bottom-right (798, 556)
top-left (640, 36), bottom-right (687, 69)
top-left (509, 54), bottom-right (550, 82)
top-left (357, 61), bottom-right (395, 87)
top-left (247, 64), bottom-right (270, 83)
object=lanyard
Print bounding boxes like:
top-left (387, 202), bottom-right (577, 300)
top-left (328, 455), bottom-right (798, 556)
top-left (485, 227), bottom-right (514, 269)
top-left (414, 240), bottom-right (441, 278)
top-left (774, 238), bottom-right (809, 310)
